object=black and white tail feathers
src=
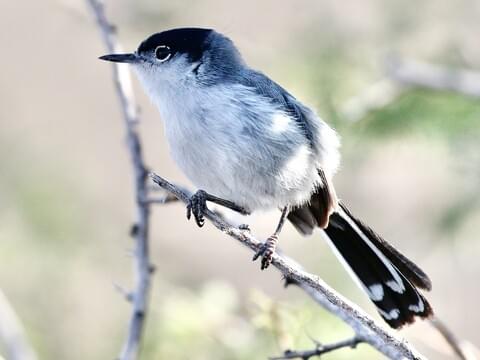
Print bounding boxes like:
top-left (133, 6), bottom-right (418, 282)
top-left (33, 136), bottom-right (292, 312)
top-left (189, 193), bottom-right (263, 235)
top-left (289, 200), bottom-right (433, 328)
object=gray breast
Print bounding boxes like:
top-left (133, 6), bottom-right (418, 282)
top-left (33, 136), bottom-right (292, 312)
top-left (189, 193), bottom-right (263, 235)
top-left (161, 83), bottom-right (320, 210)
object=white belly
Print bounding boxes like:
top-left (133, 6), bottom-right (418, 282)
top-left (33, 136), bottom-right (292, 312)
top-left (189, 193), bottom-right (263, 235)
top-left (170, 133), bottom-right (319, 211)
top-left (152, 83), bottom-right (324, 212)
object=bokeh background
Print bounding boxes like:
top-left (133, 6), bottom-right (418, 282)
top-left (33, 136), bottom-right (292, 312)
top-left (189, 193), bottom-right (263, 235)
top-left (1, 0), bottom-right (479, 359)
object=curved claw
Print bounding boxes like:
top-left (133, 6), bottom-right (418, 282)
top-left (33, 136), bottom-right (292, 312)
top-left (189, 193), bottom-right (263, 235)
top-left (195, 214), bottom-right (205, 227)
top-left (252, 245), bottom-right (264, 262)
top-left (186, 190), bottom-right (207, 227)
top-left (252, 235), bottom-right (278, 270)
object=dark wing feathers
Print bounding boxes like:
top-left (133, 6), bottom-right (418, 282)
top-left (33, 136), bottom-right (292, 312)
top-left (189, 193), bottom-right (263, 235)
top-left (288, 197), bottom-right (433, 328)
top-left (287, 206), bottom-right (317, 235)
top-left (338, 203), bottom-right (432, 291)
top-left (288, 169), bottom-right (337, 232)
top-left (326, 207), bottom-right (433, 328)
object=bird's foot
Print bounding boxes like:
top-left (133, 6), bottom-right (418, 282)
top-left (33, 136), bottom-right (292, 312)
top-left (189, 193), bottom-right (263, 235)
top-left (252, 234), bottom-right (278, 270)
top-left (186, 190), bottom-right (208, 227)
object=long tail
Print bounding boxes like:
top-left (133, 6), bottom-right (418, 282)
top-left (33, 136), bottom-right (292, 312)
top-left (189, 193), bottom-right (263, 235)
top-left (288, 200), bottom-right (433, 328)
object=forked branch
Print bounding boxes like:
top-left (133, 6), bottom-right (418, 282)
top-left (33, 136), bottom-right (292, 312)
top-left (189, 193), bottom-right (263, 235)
top-left (270, 336), bottom-right (362, 360)
top-left (86, 1), bottom-right (153, 359)
top-left (150, 173), bottom-right (425, 360)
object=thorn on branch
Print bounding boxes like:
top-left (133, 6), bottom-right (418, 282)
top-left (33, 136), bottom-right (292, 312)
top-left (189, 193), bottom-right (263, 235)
top-left (134, 310), bottom-right (145, 319)
top-left (282, 275), bottom-right (298, 288)
top-left (114, 283), bottom-right (134, 303)
top-left (130, 223), bottom-right (139, 237)
top-left (148, 265), bottom-right (156, 274)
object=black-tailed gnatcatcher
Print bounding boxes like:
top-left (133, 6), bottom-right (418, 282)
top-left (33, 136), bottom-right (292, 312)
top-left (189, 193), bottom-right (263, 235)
top-left (100, 28), bottom-right (433, 328)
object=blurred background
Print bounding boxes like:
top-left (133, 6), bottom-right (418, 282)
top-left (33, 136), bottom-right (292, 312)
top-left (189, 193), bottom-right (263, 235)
top-left (1, 0), bottom-right (479, 359)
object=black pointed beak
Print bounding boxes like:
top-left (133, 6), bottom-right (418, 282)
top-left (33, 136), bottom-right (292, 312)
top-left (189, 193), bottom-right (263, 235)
top-left (99, 53), bottom-right (139, 63)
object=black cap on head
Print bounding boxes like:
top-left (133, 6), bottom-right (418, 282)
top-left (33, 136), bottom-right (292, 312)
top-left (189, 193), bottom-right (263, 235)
top-left (137, 28), bottom-right (213, 62)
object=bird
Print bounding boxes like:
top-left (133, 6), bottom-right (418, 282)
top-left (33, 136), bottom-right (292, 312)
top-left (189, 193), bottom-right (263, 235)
top-left (99, 27), bottom-right (433, 329)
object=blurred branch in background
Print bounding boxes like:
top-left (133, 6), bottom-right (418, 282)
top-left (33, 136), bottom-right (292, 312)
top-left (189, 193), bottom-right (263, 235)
top-left (85, 1), bottom-right (154, 359)
top-left (270, 336), bottom-right (361, 360)
top-left (340, 78), bottom-right (404, 123)
top-left (0, 289), bottom-right (37, 360)
top-left (341, 57), bottom-right (480, 123)
top-left (387, 57), bottom-right (480, 98)
top-left (150, 173), bottom-right (425, 360)
top-left (430, 318), bottom-right (479, 360)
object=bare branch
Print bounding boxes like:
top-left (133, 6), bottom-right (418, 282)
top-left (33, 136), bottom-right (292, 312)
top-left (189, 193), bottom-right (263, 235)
top-left (386, 57), bottom-right (480, 98)
top-left (85, 1), bottom-right (153, 359)
top-left (150, 172), bottom-right (426, 360)
top-left (270, 336), bottom-right (362, 360)
top-left (429, 318), bottom-right (478, 360)
top-left (0, 288), bottom-right (38, 360)
top-left (341, 57), bottom-right (480, 122)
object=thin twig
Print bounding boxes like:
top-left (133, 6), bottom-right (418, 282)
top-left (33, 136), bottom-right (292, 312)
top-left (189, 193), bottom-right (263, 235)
top-left (85, 1), bottom-right (153, 360)
top-left (150, 172), bottom-right (426, 360)
top-left (0, 289), bottom-right (38, 360)
top-left (270, 336), bottom-right (362, 360)
top-left (113, 283), bottom-right (134, 303)
top-left (429, 318), bottom-right (478, 360)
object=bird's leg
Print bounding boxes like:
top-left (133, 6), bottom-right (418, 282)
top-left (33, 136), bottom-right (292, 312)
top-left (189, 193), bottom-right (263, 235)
top-left (253, 207), bottom-right (289, 270)
top-left (186, 189), bottom-right (250, 227)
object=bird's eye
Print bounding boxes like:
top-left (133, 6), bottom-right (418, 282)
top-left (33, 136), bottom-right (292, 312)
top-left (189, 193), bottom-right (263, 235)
top-left (155, 45), bottom-right (171, 62)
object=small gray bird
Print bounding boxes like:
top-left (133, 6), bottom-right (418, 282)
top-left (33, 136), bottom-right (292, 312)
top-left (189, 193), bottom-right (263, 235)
top-left (100, 28), bottom-right (433, 328)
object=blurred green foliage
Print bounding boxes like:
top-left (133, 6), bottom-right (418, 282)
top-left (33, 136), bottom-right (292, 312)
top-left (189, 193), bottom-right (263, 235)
top-left (358, 90), bottom-right (480, 139)
top-left (139, 282), bottom-right (379, 360)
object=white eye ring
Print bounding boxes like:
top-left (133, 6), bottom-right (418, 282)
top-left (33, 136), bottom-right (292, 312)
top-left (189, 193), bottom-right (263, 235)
top-left (155, 45), bottom-right (171, 62)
